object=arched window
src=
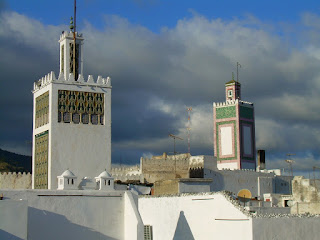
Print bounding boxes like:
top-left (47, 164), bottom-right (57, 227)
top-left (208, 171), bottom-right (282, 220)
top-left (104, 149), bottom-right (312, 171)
top-left (67, 179), bottom-right (70, 184)
top-left (108, 180), bottom-right (110, 186)
top-left (71, 179), bottom-right (74, 185)
top-left (104, 179), bottom-right (107, 185)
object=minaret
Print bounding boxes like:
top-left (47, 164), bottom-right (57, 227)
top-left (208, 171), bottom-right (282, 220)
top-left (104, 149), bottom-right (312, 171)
top-left (225, 73), bottom-right (241, 101)
top-left (213, 74), bottom-right (256, 170)
top-left (59, 17), bottom-right (84, 80)
top-left (32, 20), bottom-right (112, 189)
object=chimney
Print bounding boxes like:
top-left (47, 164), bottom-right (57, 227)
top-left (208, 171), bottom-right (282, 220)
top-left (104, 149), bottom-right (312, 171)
top-left (257, 150), bottom-right (266, 170)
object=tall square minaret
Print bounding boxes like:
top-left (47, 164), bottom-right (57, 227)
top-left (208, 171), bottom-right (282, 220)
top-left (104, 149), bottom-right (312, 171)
top-left (32, 31), bottom-right (112, 189)
top-left (213, 79), bottom-right (256, 170)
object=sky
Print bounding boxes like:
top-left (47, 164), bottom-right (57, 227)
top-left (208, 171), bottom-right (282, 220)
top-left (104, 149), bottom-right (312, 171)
top-left (1, 0), bottom-right (320, 176)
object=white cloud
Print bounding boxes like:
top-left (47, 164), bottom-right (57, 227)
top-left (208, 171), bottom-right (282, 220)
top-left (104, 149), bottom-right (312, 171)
top-left (2, 10), bottom-right (320, 170)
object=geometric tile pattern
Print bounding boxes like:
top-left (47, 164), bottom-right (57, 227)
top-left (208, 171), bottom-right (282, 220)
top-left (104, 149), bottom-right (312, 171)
top-left (35, 91), bottom-right (49, 128)
top-left (34, 130), bottom-right (48, 189)
top-left (58, 90), bottom-right (104, 125)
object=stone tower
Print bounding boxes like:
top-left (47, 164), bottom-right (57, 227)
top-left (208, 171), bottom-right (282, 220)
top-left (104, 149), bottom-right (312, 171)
top-left (32, 30), bottom-right (112, 189)
top-left (213, 78), bottom-right (256, 170)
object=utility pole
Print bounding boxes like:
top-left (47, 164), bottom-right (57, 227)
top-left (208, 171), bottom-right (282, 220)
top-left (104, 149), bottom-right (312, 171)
top-left (186, 107), bottom-right (192, 154)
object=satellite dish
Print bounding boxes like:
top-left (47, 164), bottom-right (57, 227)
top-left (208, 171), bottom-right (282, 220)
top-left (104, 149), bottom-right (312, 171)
top-left (237, 189), bottom-right (252, 203)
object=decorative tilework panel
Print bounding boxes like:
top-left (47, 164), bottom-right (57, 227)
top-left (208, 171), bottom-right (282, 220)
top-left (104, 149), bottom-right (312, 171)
top-left (58, 90), bottom-right (104, 125)
top-left (240, 106), bottom-right (253, 119)
top-left (34, 131), bottom-right (48, 189)
top-left (35, 91), bottom-right (49, 128)
top-left (215, 106), bottom-right (236, 119)
top-left (69, 43), bottom-right (79, 79)
top-left (61, 44), bottom-right (64, 73)
top-left (216, 121), bottom-right (237, 161)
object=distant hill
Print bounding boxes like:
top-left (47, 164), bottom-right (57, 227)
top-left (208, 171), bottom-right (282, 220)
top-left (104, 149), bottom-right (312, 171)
top-left (0, 148), bottom-right (32, 173)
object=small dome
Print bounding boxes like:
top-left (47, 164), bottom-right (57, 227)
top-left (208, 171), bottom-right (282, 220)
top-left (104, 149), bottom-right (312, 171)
top-left (97, 170), bottom-right (112, 178)
top-left (60, 169), bottom-right (75, 177)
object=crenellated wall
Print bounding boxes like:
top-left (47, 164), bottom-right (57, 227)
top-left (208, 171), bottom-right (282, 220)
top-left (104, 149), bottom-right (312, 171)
top-left (33, 71), bottom-right (111, 93)
top-left (213, 99), bottom-right (253, 108)
top-left (0, 172), bottom-right (32, 189)
top-left (111, 165), bottom-right (142, 182)
top-left (140, 154), bottom-right (214, 183)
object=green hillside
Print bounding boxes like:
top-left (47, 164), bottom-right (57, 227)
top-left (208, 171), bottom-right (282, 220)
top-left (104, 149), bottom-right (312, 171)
top-left (0, 148), bottom-right (32, 173)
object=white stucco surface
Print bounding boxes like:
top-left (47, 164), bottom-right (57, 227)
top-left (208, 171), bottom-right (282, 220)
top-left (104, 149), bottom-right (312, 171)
top-left (124, 191), bottom-right (144, 240)
top-left (139, 193), bottom-right (253, 240)
top-left (0, 200), bottom-right (28, 239)
top-left (217, 161), bottom-right (238, 170)
top-left (252, 217), bottom-right (320, 240)
top-left (32, 78), bottom-right (112, 190)
top-left (220, 126), bottom-right (233, 156)
top-left (0, 189), bottom-right (142, 240)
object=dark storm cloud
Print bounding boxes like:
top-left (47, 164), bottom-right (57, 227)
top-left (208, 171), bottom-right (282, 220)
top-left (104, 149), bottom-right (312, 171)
top-left (1, 10), bottom-right (320, 170)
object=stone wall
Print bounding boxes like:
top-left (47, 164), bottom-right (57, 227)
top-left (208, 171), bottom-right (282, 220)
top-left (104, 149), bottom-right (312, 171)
top-left (141, 153), bottom-right (191, 183)
top-left (0, 172), bottom-right (32, 189)
top-left (291, 176), bottom-right (320, 214)
top-left (140, 154), bottom-right (214, 183)
top-left (111, 165), bottom-right (142, 183)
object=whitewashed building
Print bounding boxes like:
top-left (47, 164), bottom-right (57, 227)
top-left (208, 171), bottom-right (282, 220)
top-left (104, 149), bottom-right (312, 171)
top-left (139, 192), bottom-right (320, 240)
top-left (32, 30), bottom-right (112, 190)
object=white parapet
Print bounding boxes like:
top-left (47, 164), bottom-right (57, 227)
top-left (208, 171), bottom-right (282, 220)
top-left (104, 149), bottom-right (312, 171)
top-left (33, 71), bottom-right (112, 92)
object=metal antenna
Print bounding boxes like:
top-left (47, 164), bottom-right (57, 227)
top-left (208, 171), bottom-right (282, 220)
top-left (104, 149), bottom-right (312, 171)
top-left (285, 153), bottom-right (295, 177)
top-left (237, 62), bottom-right (241, 82)
top-left (186, 107), bottom-right (192, 154)
top-left (169, 134), bottom-right (183, 155)
top-left (313, 166), bottom-right (320, 191)
top-left (73, 0), bottom-right (77, 80)
top-left (169, 134), bottom-right (183, 177)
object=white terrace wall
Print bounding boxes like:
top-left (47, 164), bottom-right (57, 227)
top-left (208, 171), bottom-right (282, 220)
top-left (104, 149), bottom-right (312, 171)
top-left (0, 189), bottom-right (142, 240)
top-left (205, 169), bottom-right (274, 198)
top-left (0, 172), bottom-right (32, 189)
top-left (0, 200), bottom-right (28, 240)
top-left (205, 170), bottom-right (292, 198)
top-left (252, 217), bottom-right (320, 240)
top-left (139, 193), bottom-right (253, 240)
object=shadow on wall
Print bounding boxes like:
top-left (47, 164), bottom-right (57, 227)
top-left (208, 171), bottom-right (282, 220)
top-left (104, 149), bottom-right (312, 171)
top-left (0, 229), bottom-right (23, 240)
top-left (173, 211), bottom-right (195, 240)
top-left (208, 170), bottom-right (225, 192)
top-left (27, 207), bottom-right (118, 240)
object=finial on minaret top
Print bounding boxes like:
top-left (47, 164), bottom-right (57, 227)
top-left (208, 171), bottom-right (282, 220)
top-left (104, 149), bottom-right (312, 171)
top-left (225, 67), bottom-right (241, 101)
top-left (59, 0), bottom-right (83, 81)
top-left (70, 16), bottom-right (74, 31)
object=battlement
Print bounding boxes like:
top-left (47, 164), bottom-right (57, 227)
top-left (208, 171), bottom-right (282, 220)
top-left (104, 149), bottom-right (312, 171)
top-left (0, 172), bottom-right (32, 189)
top-left (33, 71), bottom-right (112, 92)
top-left (59, 31), bottom-right (84, 42)
top-left (0, 172), bottom-right (31, 176)
top-left (213, 99), bottom-right (253, 107)
top-left (111, 165), bottom-right (141, 174)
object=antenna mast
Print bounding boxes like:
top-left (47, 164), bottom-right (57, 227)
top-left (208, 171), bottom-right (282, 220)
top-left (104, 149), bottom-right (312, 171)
top-left (73, 0), bottom-right (77, 80)
top-left (237, 62), bottom-right (241, 82)
top-left (186, 107), bottom-right (192, 154)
